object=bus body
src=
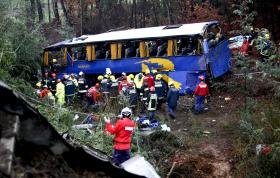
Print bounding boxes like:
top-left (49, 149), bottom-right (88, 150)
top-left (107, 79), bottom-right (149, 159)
top-left (43, 21), bottom-right (231, 94)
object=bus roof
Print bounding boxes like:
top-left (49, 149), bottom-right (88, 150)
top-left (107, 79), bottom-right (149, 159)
top-left (45, 21), bottom-right (218, 50)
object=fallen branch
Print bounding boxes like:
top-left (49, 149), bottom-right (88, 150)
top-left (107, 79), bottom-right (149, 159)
top-left (166, 162), bottom-right (176, 178)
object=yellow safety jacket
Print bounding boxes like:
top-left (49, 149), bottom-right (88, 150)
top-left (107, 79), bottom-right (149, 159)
top-left (55, 82), bottom-right (65, 105)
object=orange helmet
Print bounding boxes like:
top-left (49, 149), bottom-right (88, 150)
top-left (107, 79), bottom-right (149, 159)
top-left (95, 83), bottom-right (100, 89)
top-left (150, 86), bottom-right (155, 92)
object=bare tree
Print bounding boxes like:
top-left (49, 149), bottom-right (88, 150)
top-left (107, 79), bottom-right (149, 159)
top-left (60, 0), bottom-right (71, 25)
top-left (47, 0), bottom-right (51, 22)
top-left (36, 0), bottom-right (43, 22)
top-left (52, 0), bottom-right (60, 22)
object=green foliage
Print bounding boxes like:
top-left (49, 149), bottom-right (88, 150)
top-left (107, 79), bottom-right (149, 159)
top-left (0, 0), bottom-right (47, 84)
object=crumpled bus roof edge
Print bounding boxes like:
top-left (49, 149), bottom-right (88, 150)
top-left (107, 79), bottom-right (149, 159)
top-left (44, 21), bottom-right (219, 51)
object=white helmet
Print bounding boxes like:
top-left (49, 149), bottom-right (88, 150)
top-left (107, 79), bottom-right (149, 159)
top-left (79, 71), bottom-right (84, 76)
top-left (105, 68), bottom-right (112, 75)
top-left (64, 74), bottom-right (69, 79)
top-left (121, 107), bottom-right (132, 118)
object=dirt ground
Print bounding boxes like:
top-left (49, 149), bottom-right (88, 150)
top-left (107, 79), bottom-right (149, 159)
top-left (155, 75), bottom-right (243, 178)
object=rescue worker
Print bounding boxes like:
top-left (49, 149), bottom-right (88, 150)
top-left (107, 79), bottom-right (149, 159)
top-left (50, 73), bottom-right (57, 95)
top-left (147, 86), bottom-right (157, 120)
top-left (51, 58), bottom-right (60, 73)
top-left (77, 71), bottom-right (88, 100)
top-left (64, 75), bottom-right (76, 105)
top-left (55, 79), bottom-right (65, 106)
top-left (104, 107), bottom-right (136, 165)
top-left (143, 69), bottom-right (154, 88)
top-left (151, 69), bottom-right (158, 78)
top-left (154, 74), bottom-right (167, 109)
top-left (166, 82), bottom-right (179, 119)
top-left (127, 74), bottom-right (135, 83)
top-left (39, 85), bottom-right (51, 98)
top-left (70, 73), bottom-right (78, 90)
top-left (194, 75), bottom-right (209, 114)
top-left (101, 74), bottom-right (111, 93)
top-left (84, 83), bottom-right (100, 112)
top-left (35, 82), bottom-right (42, 95)
top-left (134, 73), bottom-right (144, 96)
top-left (140, 80), bottom-right (150, 113)
top-left (118, 76), bottom-right (130, 94)
top-left (42, 72), bottom-right (51, 89)
top-left (127, 81), bottom-right (137, 110)
top-left (110, 79), bottom-right (119, 98)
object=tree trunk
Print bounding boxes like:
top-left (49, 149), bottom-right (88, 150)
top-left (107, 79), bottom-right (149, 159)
top-left (151, 1), bottom-right (159, 26)
top-left (47, 0), bottom-right (51, 22)
top-left (30, 0), bottom-right (36, 23)
top-left (60, 0), bottom-right (71, 25)
top-left (36, 0), bottom-right (44, 22)
top-left (52, 0), bottom-right (60, 22)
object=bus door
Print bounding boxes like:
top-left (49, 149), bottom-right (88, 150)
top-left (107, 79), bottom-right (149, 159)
top-left (207, 40), bottom-right (231, 78)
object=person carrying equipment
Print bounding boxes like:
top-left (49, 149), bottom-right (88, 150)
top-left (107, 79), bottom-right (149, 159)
top-left (166, 82), bottom-right (179, 119)
top-left (104, 107), bottom-right (136, 166)
top-left (154, 74), bottom-right (167, 109)
top-left (147, 86), bottom-right (157, 120)
top-left (194, 75), bottom-right (210, 114)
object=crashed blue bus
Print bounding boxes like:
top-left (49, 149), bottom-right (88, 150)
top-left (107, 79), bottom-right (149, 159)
top-left (43, 21), bottom-right (231, 94)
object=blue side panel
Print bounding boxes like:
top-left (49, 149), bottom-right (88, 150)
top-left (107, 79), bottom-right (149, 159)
top-left (168, 71), bottom-right (188, 94)
top-left (61, 55), bottom-right (207, 76)
top-left (208, 40), bottom-right (231, 78)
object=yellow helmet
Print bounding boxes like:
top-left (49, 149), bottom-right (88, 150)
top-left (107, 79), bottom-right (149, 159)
top-left (168, 81), bottom-right (174, 86)
top-left (152, 69), bottom-right (158, 74)
top-left (36, 82), bottom-right (42, 88)
top-left (128, 74), bottom-right (135, 80)
top-left (97, 75), bottom-right (104, 81)
top-left (156, 74), bottom-right (162, 80)
top-left (145, 69), bottom-right (150, 74)
top-left (52, 58), bottom-right (57, 63)
top-left (110, 75), bottom-right (116, 80)
top-left (265, 33), bottom-right (270, 39)
top-left (104, 74), bottom-right (109, 78)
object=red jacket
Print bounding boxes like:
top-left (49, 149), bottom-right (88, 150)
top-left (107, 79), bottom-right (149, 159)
top-left (106, 118), bottom-right (135, 150)
top-left (39, 88), bottom-right (50, 98)
top-left (194, 81), bottom-right (209, 96)
top-left (87, 87), bottom-right (99, 103)
top-left (118, 79), bottom-right (130, 93)
top-left (240, 39), bottom-right (249, 55)
top-left (144, 75), bottom-right (154, 88)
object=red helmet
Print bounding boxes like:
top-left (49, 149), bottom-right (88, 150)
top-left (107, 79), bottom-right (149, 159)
top-left (95, 83), bottom-right (100, 89)
top-left (198, 75), bottom-right (205, 81)
top-left (150, 86), bottom-right (155, 92)
top-left (51, 73), bottom-right (56, 78)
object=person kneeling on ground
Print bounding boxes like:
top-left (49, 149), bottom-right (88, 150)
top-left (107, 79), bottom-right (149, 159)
top-left (194, 75), bottom-right (210, 114)
top-left (84, 83), bottom-right (100, 112)
top-left (166, 82), bottom-right (179, 119)
top-left (104, 107), bottom-right (136, 166)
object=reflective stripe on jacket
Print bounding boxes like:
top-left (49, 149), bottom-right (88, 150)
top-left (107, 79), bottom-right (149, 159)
top-left (106, 118), bottom-right (136, 150)
top-left (194, 81), bottom-right (209, 96)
